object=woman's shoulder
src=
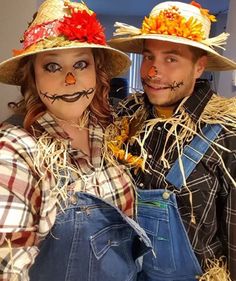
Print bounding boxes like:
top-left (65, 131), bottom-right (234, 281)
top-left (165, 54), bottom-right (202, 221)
top-left (0, 122), bottom-right (37, 153)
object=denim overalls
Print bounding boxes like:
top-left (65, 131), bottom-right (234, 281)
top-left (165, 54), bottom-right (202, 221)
top-left (137, 124), bottom-right (222, 281)
top-left (29, 192), bottom-right (152, 281)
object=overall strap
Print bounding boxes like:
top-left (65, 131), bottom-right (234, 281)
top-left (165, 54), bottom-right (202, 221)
top-left (166, 124), bottom-right (222, 189)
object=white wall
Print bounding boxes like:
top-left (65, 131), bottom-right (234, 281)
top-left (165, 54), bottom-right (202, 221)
top-left (217, 0), bottom-right (236, 97)
top-left (0, 1), bottom-right (37, 123)
top-left (208, 13), bottom-right (228, 91)
top-left (100, 14), bottom-right (142, 80)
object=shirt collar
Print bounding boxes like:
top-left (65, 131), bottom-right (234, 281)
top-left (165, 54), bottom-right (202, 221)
top-left (34, 111), bottom-right (103, 166)
top-left (36, 111), bottom-right (69, 140)
top-left (35, 111), bottom-right (100, 136)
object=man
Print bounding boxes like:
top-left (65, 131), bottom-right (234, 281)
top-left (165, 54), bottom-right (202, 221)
top-left (108, 1), bottom-right (236, 280)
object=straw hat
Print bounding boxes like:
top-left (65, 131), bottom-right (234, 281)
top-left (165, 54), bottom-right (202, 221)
top-left (109, 1), bottom-right (236, 71)
top-left (0, 0), bottom-right (131, 86)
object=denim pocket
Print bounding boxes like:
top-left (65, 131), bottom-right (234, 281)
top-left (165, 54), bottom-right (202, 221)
top-left (89, 224), bottom-right (137, 281)
top-left (138, 203), bottom-right (176, 273)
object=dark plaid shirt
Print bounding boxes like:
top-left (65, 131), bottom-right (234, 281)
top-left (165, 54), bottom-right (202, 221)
top-left (119, 79), bottom-right (236, 280)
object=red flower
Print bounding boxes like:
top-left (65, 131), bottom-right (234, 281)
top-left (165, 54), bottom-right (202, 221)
top-left (190, 1), bottom-right (202, 9)
top-left (58, 10), bottom-right (106, 45)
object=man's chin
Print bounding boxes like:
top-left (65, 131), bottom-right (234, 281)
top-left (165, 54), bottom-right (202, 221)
top-left (146, 92), bottom-right (168, 105)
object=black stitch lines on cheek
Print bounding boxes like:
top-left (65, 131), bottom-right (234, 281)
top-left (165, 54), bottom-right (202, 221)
top-left (168, 81), bottom-right (184, 91)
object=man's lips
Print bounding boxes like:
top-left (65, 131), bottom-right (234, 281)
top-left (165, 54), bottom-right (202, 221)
top-left (143, 81), bottom-right (170, 91)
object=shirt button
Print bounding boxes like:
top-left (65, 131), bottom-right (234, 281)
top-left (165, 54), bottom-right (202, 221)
top-left (148, 154), bottom-right (153, 159)
top-left (139, 183), bottom-right (144, 187)
top-left (157, 127), bottom-right (161, 131)
top-left (70, 194), bottom-right (78, 205)
top-left (162, 191), bottom-right (170, 200)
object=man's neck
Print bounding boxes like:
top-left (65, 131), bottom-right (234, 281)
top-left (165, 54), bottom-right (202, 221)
top-left (154, 105), bottom-right (176, 118)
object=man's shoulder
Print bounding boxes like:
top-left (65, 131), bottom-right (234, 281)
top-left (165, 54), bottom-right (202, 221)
top-left (206, 94), bottom-right (236, 129)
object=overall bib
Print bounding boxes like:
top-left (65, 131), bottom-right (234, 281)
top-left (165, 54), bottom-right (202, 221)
top-left (137, 124), bottom-right (222, 281)
top-left (137, 189), bottom-right (202, 281)
top-left (29, 192), bottom-right (152, 281)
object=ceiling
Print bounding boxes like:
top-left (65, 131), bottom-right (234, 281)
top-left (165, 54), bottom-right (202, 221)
top-left (84, 0), bottom-right (229, 17)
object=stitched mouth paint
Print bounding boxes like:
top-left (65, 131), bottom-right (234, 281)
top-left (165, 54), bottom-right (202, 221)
top-left (168, 81), bottom-right (184, 91)
top-left (40, 87), bottom-right (95, 103)
top-left (142, 79), bottom-right (184, 91)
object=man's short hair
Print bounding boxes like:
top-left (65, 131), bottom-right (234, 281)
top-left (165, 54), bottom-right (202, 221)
top-left (188, 45), bottom-right (208, 63)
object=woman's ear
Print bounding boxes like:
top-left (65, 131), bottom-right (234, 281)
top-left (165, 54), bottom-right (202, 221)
top-left (194, 55), bottom-right (208, 79)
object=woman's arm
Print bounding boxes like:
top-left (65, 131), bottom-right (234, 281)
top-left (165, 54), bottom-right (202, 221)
top-left (0, 125), bottom-right (46, 280)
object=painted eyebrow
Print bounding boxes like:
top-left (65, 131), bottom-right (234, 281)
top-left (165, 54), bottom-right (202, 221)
top-left (40, 52), bottom-right (91, 59)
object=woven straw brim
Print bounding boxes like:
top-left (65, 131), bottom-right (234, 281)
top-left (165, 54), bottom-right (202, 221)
top-left (108, 34), bottom-right (236, 71)
top-left (0, 43), bottom-right (131, 86)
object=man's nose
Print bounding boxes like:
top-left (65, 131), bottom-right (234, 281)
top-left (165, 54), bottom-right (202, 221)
top-left (147, 66), bottom-right (158, 79)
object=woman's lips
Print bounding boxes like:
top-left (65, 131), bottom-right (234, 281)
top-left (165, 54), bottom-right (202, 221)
top-left (39, 88), bottom-right (95, 103)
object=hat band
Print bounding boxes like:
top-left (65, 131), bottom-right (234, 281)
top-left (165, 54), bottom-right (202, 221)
top-left (22, 9), bottom-right (106, 50)
top-left (24, 20), bottom-right (60, 49)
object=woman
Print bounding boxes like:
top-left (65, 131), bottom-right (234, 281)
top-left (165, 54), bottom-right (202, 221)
top-left (0, 1), bottom-right (151, 280)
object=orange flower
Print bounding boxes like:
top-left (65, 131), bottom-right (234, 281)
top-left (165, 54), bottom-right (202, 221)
top-left (141, 6), bottom-right (205, 41)
top-left (190, 1), bottom-right (201, 9)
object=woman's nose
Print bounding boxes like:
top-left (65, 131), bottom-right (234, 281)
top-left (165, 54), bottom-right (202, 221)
top-left (65, 72), bottom-right (76, 86)
top-left (147, 66), bottom-right (158, 79)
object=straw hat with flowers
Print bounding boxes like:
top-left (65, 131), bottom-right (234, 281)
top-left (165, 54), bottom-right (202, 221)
top-left (109, 1), bottom-right (236, 71)
top-left (0, 0), bottom-right (131, 86)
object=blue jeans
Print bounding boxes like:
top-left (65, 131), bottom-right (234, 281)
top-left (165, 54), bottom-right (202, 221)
top-left (137, 189), bottom-right (202, 281)
top-left (29, 192), bottom-right (152, 281)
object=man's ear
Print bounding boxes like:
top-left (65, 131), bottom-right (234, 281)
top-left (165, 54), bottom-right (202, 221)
top-left (194, 55), bottom-right (208, 79)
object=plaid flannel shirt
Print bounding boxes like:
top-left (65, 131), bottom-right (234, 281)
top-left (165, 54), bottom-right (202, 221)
top-left (118, 79), bottom-right (236, 280)
top-left (0, 112), bottom-right (135, 280)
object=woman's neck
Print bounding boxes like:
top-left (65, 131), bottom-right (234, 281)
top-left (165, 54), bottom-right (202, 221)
top-left (56, 119), bottom-right (90, 155)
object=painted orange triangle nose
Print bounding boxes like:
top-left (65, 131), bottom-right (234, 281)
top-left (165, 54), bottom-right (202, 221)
top-left (65, 72), bottom-right (76, 85)
top-left (148, 66), bottom-right (158, 78)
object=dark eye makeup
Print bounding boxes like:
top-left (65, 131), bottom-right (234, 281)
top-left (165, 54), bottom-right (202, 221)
top-left (43, 63), bottom-right (62, 73)
top-left (43, 60), bottom-right (88, 73)
top-left (73, 60), bottom-right (88, 70)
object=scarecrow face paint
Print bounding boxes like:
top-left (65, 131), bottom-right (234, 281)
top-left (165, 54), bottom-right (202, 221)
top-left (34, 48), bottom-right (96, 121)
top-left (141, 40), bottom-right (205, 108)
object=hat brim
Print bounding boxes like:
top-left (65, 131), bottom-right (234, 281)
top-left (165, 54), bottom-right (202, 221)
top-left (108, 34), bottom-right (236, 71)
top-left (0, 43), bottom-right (131, 86)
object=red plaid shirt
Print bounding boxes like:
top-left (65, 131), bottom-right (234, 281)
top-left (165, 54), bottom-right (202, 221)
top-left (0, 112), bottom-right (135, 280)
